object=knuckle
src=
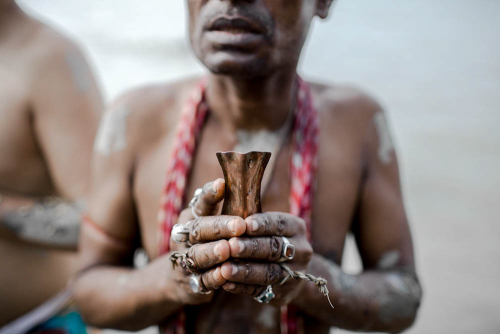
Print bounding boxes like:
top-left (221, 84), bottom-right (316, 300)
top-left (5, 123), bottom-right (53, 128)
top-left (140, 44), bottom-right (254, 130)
top-left (266, 264), bottom-right (281, 284)
top-left (209, 217), bottom-right (223, 236)
top-left (262, 215), bottom-right (272, 234)
top-left (187, 247), bottom-right (201, 268)
top-left (302, 243), bottom-right (313, 263)
top-left (297, 217), bottom-right (307, 233)
top-left (252, 214), bottom-right (267, 233)
top-left (269, 236), bottom-right (281, 260)
top-left (249, 238), bottom-right (259, 256)
top-left (244, 263), bottom-right (252, 279)
top-left (187, 247), bottom-right (195, 258)
top-left (190, 218), bottom-right (202, 242)
top-left (276, 215), bottom-right (286, 235)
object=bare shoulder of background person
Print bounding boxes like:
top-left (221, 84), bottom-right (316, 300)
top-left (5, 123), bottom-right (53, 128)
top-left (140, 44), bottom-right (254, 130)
top-left (21, 18), bottom-right (101, 102)
top-left (18, 14), bottom-right (104, 199)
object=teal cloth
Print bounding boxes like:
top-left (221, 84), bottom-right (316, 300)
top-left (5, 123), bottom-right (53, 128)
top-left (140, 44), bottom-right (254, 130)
top-left (30, 311), bottom-right (86, 334)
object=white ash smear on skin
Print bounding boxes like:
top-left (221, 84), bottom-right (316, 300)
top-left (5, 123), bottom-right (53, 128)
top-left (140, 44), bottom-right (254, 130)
top-left (373, 111), bottom-right (395, 165)
top-left (377, 250), bottom-right (401, 270)
top-left (327, 253), bottom-right (421, 324)
top-left (94, 106), bottom-right (131, 155)
top-left (234, 128), bottom-right (284, 153)
top-left (375, 251), bottom-right (422, 323)
top-left (65, 50), bottom-right (91, 93)
top-left (377, 272), bottom-right (422, 324)
top-left (234, 111), bottom-right (293, 188)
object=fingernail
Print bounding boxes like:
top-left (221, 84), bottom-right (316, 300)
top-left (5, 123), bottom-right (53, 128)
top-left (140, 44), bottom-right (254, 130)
top-left (214, 243), bottom-right (222, 258)
top-left (237, 239), bottom-right (245, 253)
top-left (212, 179), bottom-right (219, 193)
top-left (213, 267), bottom-right (220, 281)
top-left (251, 220), bottom-right (259, 232)
top-left (225, 282), bottom-right (236, 290)
top-left (228, 218), bottom-right (237, 234)
top-left (231, 263), bottom-right (238, 275)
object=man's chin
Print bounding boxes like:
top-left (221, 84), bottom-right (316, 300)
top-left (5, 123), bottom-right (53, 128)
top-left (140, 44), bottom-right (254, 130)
top-left (203, 52), bottom-right (270, 79)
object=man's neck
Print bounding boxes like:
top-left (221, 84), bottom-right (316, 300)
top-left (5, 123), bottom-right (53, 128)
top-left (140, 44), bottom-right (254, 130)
top-left (206, 71), bottom-right (298, 133)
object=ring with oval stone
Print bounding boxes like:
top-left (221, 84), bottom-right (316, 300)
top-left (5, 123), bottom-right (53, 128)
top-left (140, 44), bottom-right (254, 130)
top-left (279, 236), bottom-right (296, 263)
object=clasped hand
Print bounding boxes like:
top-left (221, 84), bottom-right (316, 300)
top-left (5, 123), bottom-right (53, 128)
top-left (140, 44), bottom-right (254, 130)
top-left (169, 178), bottom-right (313, 306)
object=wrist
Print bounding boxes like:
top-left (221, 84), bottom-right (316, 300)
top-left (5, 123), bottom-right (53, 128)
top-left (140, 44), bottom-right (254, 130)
top-left (290, 254), bottom-right (344, 310)
top-left (140, 254), bottom-right (184, 309)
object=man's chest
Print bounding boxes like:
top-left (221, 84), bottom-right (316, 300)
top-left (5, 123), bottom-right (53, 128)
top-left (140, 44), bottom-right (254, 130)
top-left (133, 116), bottom-right (364, 261)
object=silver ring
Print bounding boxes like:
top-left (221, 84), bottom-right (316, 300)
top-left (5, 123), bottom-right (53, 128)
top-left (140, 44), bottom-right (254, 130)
top-left (279, 237), bottom-right (296, 262)
top-left (254, 285), bottom-right (275, 303)
top-left (189, 188), bottom-right (203, 219)
top-left (171, 223), bottom-right (190, 243)
top-left (189, 274), bottom-right (210, 294)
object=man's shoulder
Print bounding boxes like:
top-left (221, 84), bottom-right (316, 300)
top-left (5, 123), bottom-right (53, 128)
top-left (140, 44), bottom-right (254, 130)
top-left (112, 77), bottom-right (201, 124)
top-left (310, 81), bottom-right (383, 122)
top-left (21, 19), bottom-right (86, 74)
top-left (106, 77), bottom-right (202, 149)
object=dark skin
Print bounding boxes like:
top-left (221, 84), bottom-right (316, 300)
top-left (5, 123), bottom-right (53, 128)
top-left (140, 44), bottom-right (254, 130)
top-left (74, 0), bottom-right (421, 333)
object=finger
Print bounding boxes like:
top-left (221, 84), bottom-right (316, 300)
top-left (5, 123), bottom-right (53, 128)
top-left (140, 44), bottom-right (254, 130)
top-left (187, 240), bottom-right (230, 270)
top-left (245, 212), bottom-right (305, 237)
top-left (177, 207), bottom-right (194, 225)
top-left (189, 216), bottom-right (246, 244)
top-left (220, 262), bottom-right (286, 285)
top-left (192, 178), bottom-right (225, 217)
top-left (222, 282), bottom-right (265, 296)
top-left (169, 209), bottom-right (195, 251)
top-left (200, 266), bottom-right (227, 290)
top-left (228, 237), bottom-right (283, 262)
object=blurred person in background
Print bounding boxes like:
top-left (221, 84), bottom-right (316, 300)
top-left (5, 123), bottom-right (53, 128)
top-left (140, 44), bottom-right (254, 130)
top-left (0, 0), bottom-right (102, 333)
top-left (75, 0), bottom-right (422, 333)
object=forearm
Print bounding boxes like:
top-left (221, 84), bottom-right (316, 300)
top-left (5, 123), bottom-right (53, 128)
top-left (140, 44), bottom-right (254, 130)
top-left (74, 254), bottom-right (183, 331)
top-left (292, 254), bottom-right (422, 333)
top-left (0, 195), bottom-right (83, 249)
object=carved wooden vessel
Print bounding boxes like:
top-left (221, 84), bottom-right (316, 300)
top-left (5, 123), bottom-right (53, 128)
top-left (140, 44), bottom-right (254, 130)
top-left (216, 151), bottom-right (271, 218)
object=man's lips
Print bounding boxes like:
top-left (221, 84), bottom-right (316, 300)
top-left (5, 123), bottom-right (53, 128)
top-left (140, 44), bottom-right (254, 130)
top-left (207, 16), bottom-right (266, 35)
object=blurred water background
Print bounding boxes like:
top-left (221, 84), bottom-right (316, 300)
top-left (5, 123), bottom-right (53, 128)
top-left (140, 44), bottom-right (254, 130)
top-left (16, 0), bottom-right (500, 333)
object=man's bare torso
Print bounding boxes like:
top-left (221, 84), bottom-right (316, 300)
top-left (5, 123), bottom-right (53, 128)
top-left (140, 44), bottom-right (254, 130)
top-left (0, 9), bottom-right (97, 324)
top-left (117, 78), bottom-right (379, 333)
